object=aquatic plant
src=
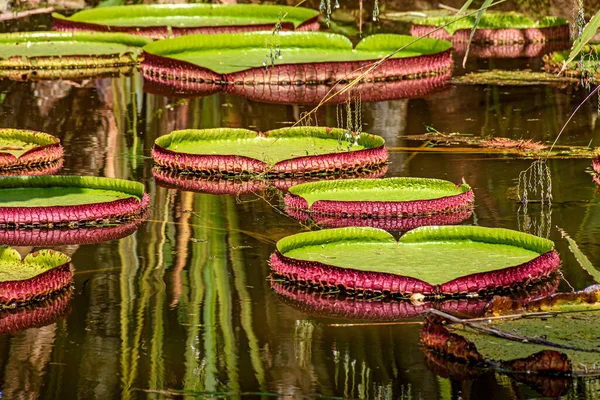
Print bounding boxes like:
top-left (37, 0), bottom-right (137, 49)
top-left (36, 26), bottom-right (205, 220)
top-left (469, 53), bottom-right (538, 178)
top-left (0, 176), bottom-right (149, 228)
top-left (0, 31), bottom-right (151, 81)
top-left (284, 177), bottom-right (473, 219)
top-left (141, 32), bottom-right (453, 92)
top-left (270, 226), bottom-right (560, 298)
top-left (411, 13), bottom-right (569, 44)
top-left (53, 4), bottom-right (320, 39)
top-left (152, 127), bottom-right (387, 177)
top-left (421, 284), bottom-right (600, 394)
top-left (0, 129), bottom-right (63, 173)
top-left (0, 289), bottom-right (72, 334)
top-left (0, 246), bottom-right (72, 305)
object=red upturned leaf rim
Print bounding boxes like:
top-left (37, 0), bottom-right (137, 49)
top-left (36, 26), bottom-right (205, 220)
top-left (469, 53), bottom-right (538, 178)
top-left (0, 288), bottom-right (73, 335)
top-left (53, 4), bottom-right (320, 39)
top-left (284, 177), bottom-right (474, 218)
top-left (153, 164), bottom-right (388, 195)
top-left (0, 176), bottom-right (150, 228)
top-left (140, 32), bottom-right (453, 87)
top-left (151, 127), bottom-right (388, 178)
top-left (271, 274), bottom-right (560, 321)
top-left (0, 246), bottom-right (73, 305)
top-left (0, 129), bottom-right (63, 171)
top-left (269, 226), bottom-right (560, 298)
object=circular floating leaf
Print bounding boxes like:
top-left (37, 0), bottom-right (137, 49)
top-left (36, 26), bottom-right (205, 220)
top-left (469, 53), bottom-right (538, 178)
top-left (53, 4), bottom-right (320, 39)
top-left (411, 13), bottom-right (569, 44)
top-left (422, 285), bottom-right (600, 381)
top-left (141, 32), bottom-right (453, 87)
top-left (0, 31), bottom-right (151, 81)
top-left (272, 275), bottom-right (559, 321)
top-left (270, 226), bottom-right (560, 297)
top-left (0, 176), bottom-right (150, 228)
top-left (0, 129), bottom-right (63, 173)
top-left (153, 165), bottom-right (388, 195)
top-left (152, 127), bottom-right (388, 177)
top-left (0, 246), bottom-right (72, 305)
top-left (285, 177), bottom-right (474, 219)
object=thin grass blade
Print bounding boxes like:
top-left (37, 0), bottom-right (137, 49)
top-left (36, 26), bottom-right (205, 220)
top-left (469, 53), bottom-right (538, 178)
top-left (462, 0), bottom-right (493, 68)
top-left (559, 9), bottom-right (600, 74)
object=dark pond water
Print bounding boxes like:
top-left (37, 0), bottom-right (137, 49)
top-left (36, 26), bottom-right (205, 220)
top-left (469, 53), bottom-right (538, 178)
top-left (2, 11), bottom-right (600, 400)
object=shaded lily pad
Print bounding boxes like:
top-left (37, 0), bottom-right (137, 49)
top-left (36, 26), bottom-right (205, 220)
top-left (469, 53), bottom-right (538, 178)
top-left (141, 32), bottom-right (453, 88)
top-left (0, 246), bottom-right (72, 305)
top-left (284, 177), bottom-right (473, 219)
top-left (0, 129), bottom-right (63, 173)
top-left (271, 274), bottom-right (560, 321)
top-left (411, 13), bottom-right (569, 44)
top-left (544, 44), bottom-right (600, 80)
top-left (269, 226), bottom-right (560, 297)
top-left (421, 285), bottom-right (600, 380)
top-left (53, 4), bottom-right (319, 39)
top-left (0, 31), bottom-right (151, 81)
top-left (0, 176), bottom-right (149, 228)
top-left (152, 127), bottom-right (388, 177)
top-left (153, 165), bottom-right (388, 196)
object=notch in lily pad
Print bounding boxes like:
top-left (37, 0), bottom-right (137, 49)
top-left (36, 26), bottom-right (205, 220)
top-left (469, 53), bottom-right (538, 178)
top-left (0, 129), bottom-right (63, 174)
top-left (284, 177), bottom-right (474, 227)
top-left (0, 31), bottom-right (151, 81)
top-left (152, 127), bottom-right (388, 178)
top-left (53, 4), bottom-right (320, 39)
top-left (270, 226), bottom-right (560, 298)
top-left (0, 245), bottom-right (73, 306)
top-left (0, 176), bottom-right (149, 228)
top-left (141, 32), bottom-right (453, 91)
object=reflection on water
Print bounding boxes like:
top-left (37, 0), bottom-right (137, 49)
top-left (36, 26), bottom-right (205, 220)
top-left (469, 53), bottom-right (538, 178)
top-left (1, 40), bottom-right (600, 399)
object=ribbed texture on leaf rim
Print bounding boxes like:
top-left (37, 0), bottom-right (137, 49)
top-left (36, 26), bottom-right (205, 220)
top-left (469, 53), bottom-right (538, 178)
top-left (0, 129), bottom-right (63, 171)
top-left (0, 247), bottom-right (73, 305)
top-left (0, 176), bottom-right (149, 227)
top-left (285, 177), bottom-right (474, 218)
top-left (0, 288), bottom-right (72, 334)
top-left (270, 226), bottom-right (559, 297)
top-left (152, 127), bottom-right (388, 177)
top-left (141, 32), bottom-right (453, 86)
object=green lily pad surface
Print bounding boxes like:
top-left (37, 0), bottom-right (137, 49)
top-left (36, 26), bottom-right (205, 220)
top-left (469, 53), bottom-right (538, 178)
top-left (0, 176), bottom-right (144, 206)
top-left (54, 4), bottom-right (318, 29)
top-left (0, 31), bottom-right (150, 60)
top-left (544, 44), bottom-right (600, 78)
top-left (143, 32), bottom-right (452, 74)
top-left (289, 177), bottom-right (470, 207)
top-left (154, 127), bottom-right (383, 167)
top-left (0, 129), bottom-right (59, 159)
top-left (0, 246), bottom-right (70, 282)
top-left (276, 226), bottom-right (553, 285)
top-left (413, 13), bottom-right (567, 35)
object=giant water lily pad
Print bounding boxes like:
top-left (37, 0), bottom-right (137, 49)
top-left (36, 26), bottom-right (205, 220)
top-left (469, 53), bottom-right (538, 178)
top-left (269, 226), bottom-right (560, 297)
top-left (0, 176), bottom-right (149, 227)
top-left (411, 13), bottom-right (569, 44)
top-left (285, 177), bottom-right (473, 219)
top-left (544, 44), bottom-right (600, 80)
top-left (422, 285), bottom-right (600, 381)
top-left (0, 246), bottom-right (72, 305)
top-left (0, 129), bottom-right (62, 173)
top-left (0, 31), bottom-right (151, 81)
top-left (141, 32), bottom-right (453, 90)
top-left (0, 289), bottom-right (72, 334)
top-left (53, 4), bottom-right (319, 39)
top-left (152, 127), bottom-right (387, 177)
